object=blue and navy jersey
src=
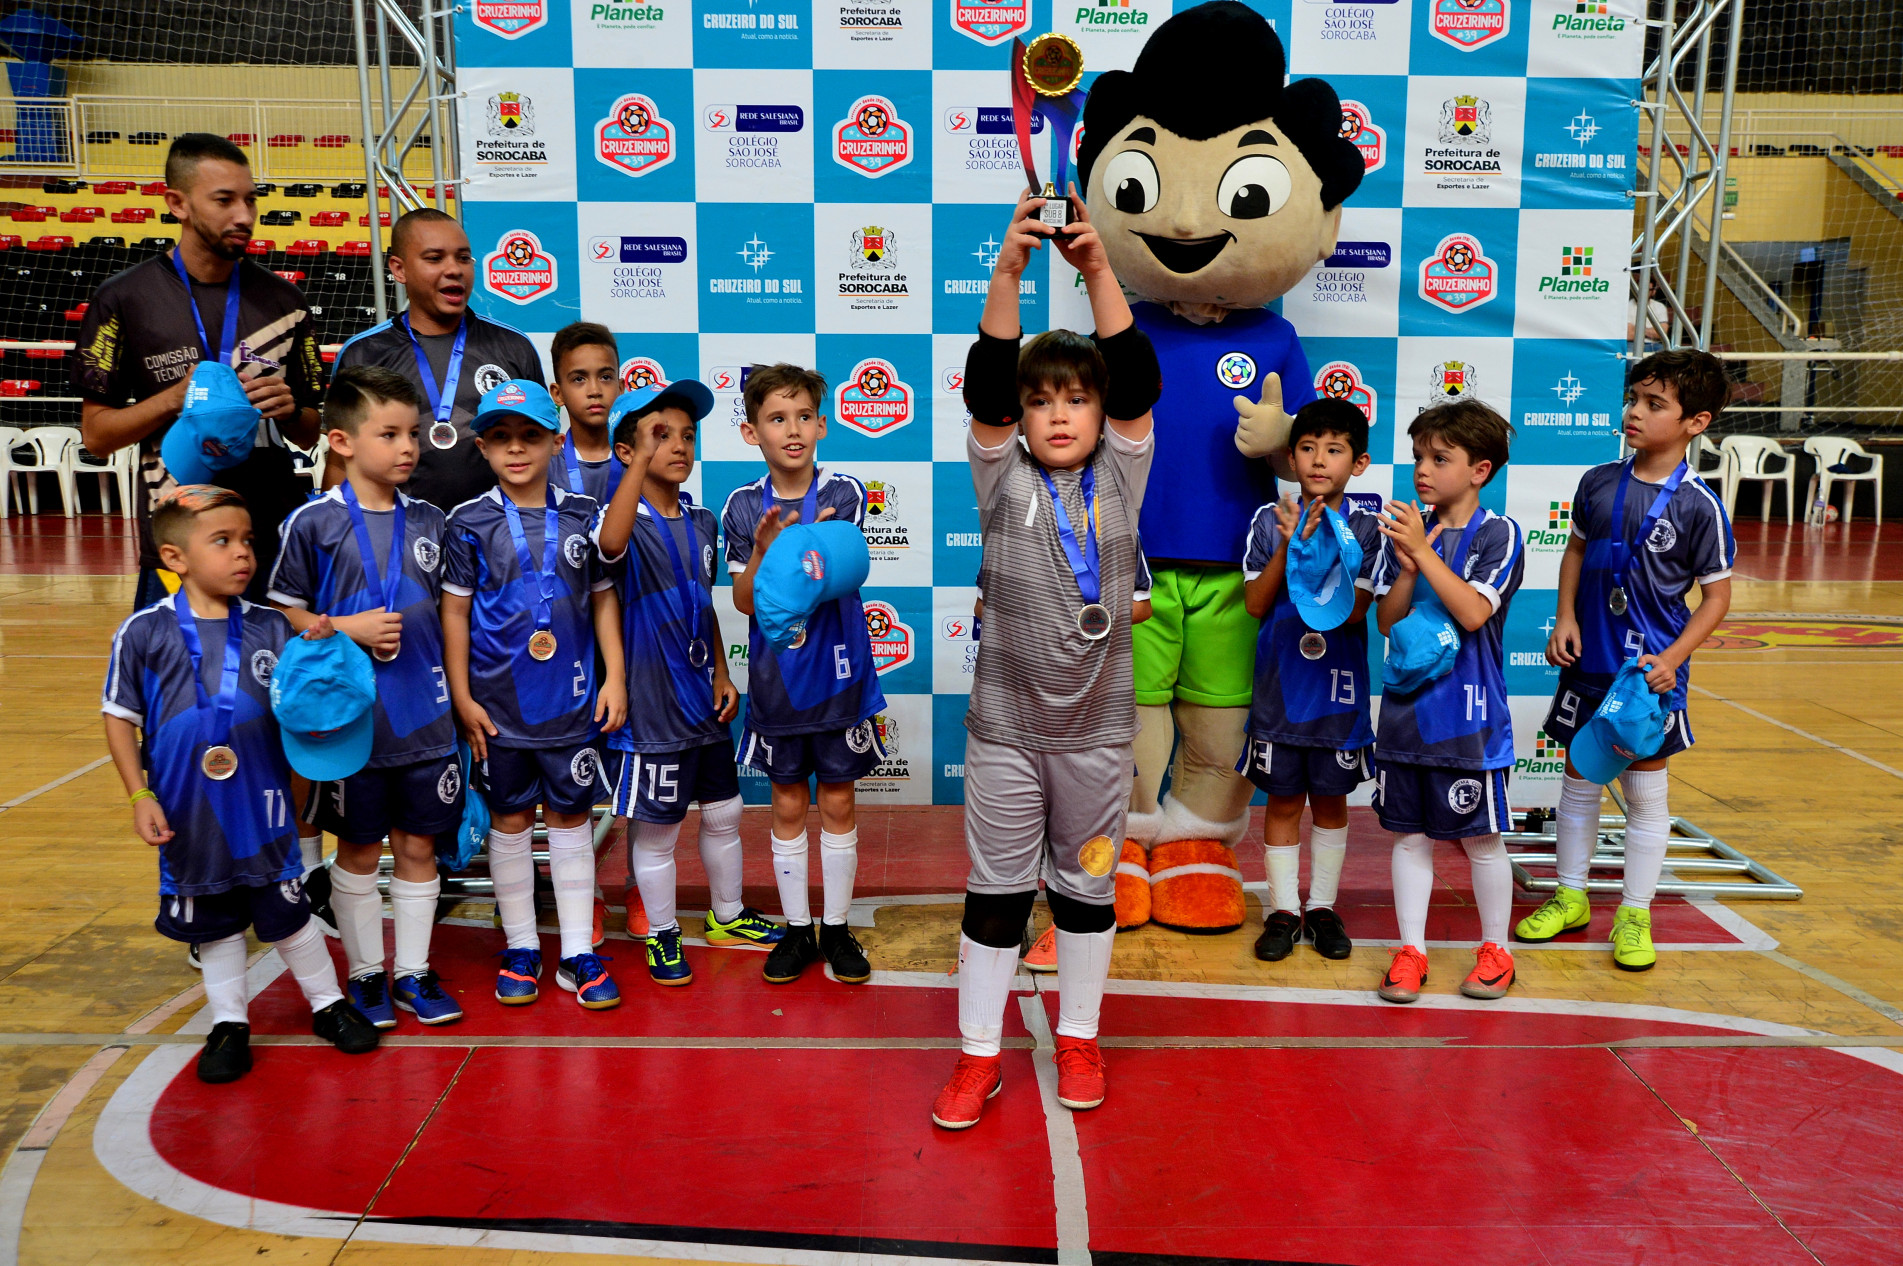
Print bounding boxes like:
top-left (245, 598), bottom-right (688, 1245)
top-left (268, 489), bottom-right (455, 767)
top-left (556, 440), bottom-right (624, 506)
top-left (1241, 504), bottom-right (1382, 749)
top-left (722, 470), bottom-right (887, 736)
top-left (442, 486), bottom-right (611, 747)
top-left (1562, 459), bottom-right (1735, 712)
top-left (1130, 302), bottom-right (1317, 569)
top-left (598, 495), bottom-right (726, 754)
top-left (1372, 509), bottom-right (1525, 770)
top-left (102, 595), bottom-right (301, 897)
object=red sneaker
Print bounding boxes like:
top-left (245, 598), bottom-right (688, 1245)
top-left (591, 896), bottom-right (606, 949)
top-left (1023, 924), bottom-right (1056, 974)
top-left (1460, 941), bottom-right (1516, 1000)
top-left (623, 882), bottom-right (650, 938)
top-left (1052, 1035), bottom-right (1106, 1110)
top-left (930, 1053), bottom-right (1003, 1129)
top-left (1378, 946), bottom-right (1429, 1003)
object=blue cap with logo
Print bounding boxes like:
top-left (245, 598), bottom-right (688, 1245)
top-left (270, 629), bottom-right (377, 782)
top-left (1382, 605), bottom-right (1461, 695)
top-left (609, 379), bottom-right (716, 436)
top-left (472, 378), bottom-right (561, 433)
top-left (1288, 504), bottom-right (1364, 632)
top-left (1567, 658), bottom-right (1667, 786)
top-left (161, 361), bottom-right (261, 485)
top-left (753, 520), bottom-right (872, 651)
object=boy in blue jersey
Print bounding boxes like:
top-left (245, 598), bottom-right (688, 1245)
top-left (598, 380), bottom-right (785, 987)
top-left (548, 322), bottom-right (627, 505)
top-left (270, 366), bottom-right (466, 1027)
top-left (722, 362), bottom-right (884, 986)
top-left (1239, 398), bottom-right (1381, 964)
top-left (1371, 400), bottom-right (1525, 1004)
top-left (442, 380), bottom-right (630, 1010)
top-left (104, 486), bottom-right (380, 1083)
top-left (1519, 350), bottom-right (1735, 971)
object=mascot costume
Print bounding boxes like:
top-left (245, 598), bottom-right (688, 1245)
top-left (1077, 1), bottom-right (1365, 932)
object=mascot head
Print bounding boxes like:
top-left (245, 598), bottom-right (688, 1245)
top-left (1080, 1), bottom-right (1365, 319)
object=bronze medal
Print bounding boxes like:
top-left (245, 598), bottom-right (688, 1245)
top-left (528, 628), bottom-right (557, 661)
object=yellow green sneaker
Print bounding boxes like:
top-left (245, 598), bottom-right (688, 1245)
top-left (1513, 885), bottom-right (1590, 943)
top-left (1610, 905), bottom-right (1656, 972)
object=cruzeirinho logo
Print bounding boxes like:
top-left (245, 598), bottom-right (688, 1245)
top-left (951, 0), bottom-right (1031, 45)
top-left (1516, 731), bottom-right (1567, 777)
top-left (1417, 233), bottom-right (1497, 313)
top-left (1430, 0), bottom-right (1509, 49)
top-left (483, 229), bottom-right (558, 304)
top-left (595, 93), bottom-right (676, 178)
top-left (835, 358), bottom-right (914, 437)
top-left (1540, 245), bottom-right (1611, 297)
top-left (1428, 359), bottom-right (1477, 404)
top-left (620, 356), bottom-right (667, 392)
top-left (1315, 360), bottom-right (1378, 426)
top-left (864, 601), bottom-right (915, 673)
top-left (833, 95), bottom-right (913, 178)
top-left (1339, 100), bottom-right (1386, 173)
top-left (473, 0), bottom-right (547, 37)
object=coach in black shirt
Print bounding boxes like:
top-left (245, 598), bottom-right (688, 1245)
top-left (75, 133), bottom-right (324, 609)
top-left (331, 208), bottom-right (543, 513)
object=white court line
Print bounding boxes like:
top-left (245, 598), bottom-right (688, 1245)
top-left (0, 1044), bottom-right (128, 1266)
top-left (1018, 998), bottom-right (1091, 1266)
top-left (1691, 683), bottom-right (1903, 782)
top-left (0, 757), bottom-right (110, 813)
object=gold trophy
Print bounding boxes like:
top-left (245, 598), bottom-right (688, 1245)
top-left (1011, 33), bottom-right (1086, 228)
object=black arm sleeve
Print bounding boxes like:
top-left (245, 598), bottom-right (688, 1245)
top-left (962, 328), bottom-right (1022, 429)
top-left (1093, 323), bottom-right (1162, 422)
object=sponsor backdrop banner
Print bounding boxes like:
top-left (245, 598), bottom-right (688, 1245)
top-left (455, 0), bottom-right (1641, 807)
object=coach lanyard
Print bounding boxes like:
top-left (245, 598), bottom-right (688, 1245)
top-left (1607, 459), bottom-right (1686, 627)
top-left (644, 495), bottom-right (710, 661)
top-left (1038, 464), bottom-right (1100, 604)
top-left (562, 431), bottom-right (625, 502)
top-left (402, 312), bottom-right (468, 430)
top-left (341, 482), bottom-right (406, 614)
top-left (501, 488), bottom-right (561, 637)
top-left (173, 594), bottom-right (245, 768)
top-left (171, 248), bottom-right (241, 366)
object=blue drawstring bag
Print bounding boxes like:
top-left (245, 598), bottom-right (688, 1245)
top-left (441, 739), bottom-right (490, 872)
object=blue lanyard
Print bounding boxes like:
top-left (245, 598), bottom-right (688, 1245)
top-left (171, 248), bottom-right (241, 366)
top-left (758, 473), bottom-right (821, 529)
top-left (643, 495), bottom-right (707, 633)
top-left (563, 431), bottom-right (625, 502)
top-left (1416, 510), bottom-right (1489, 616)
top-left (501, 488), bottom-right (561, 633)
top-left (1038, 464), bottom-right (1100, 604)
top-left (172, 594), bottom-right (244, 752)
top-left (402, 313), bottom-right (468, 426)
top-left (340, 482), bottom-right (406, 613)
top-left (1609, 459), bottom-right (1688, 593)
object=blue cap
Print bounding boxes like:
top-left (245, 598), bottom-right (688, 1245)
top-left (1382, 606), bottom-right (1461, 695)
top-left (161, 362), bottom-right (261, 485)
top-left (754, 520), bottom-right (872, 651)
top-left (1567, 658), bottom-right (1667, 785)
top-left (472, 378), bottom-right (561, 433)
top-left (1287, 505), bottom-right (1364, 632)
top-left (269, 629), bottom-right (377, 781)
top-left (610, 379), bottom-right (716, 436)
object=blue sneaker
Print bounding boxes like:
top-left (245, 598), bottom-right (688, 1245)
top-left (558, 952), bottom-right (622, 1009)
top-left (495, 948), bottom-right (542, 1005)
top-left (645, 928), bottom-right (693, 986)
top-left (704, 905), bottom-right (786, 947)
top-left (391, 969), bottom-right (464, 1025)
top-left (348, 970), bottom-right (397, 1029)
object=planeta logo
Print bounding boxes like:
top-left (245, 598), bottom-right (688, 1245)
top-left (1516, 730), bottom-right (1567, 776)
top-left (1526, 500), bottom-right (1571, 549)
top-left (1417, 233), bottom-right (1497, 314)
top-left (474, 0), bottom-right (548, 37)
top-left (1438, 95), bottom-right (1492, 145)
top-left (864, 601), bottom-right (915, 674)
top-left (586, 0), bottom-right (665, 29)
top-left (1428, 359), bottom-right (1477, 404)
top-left (1430, 0), bottom-right (1509, 49)
top-left (835, 357), bottom-right (914, 437)
top-left (1315, 360), bottom-right (1378, 426)
top-left (1074, 0), bottom-right (1151, 26)
top-left (1553, 0), bottom-right (1626, 33)
top-left (951, 0), bottom-right (1031, 45)
top-left (833, 95), bottom-right (913, 177)
top-left (483, 230), bottom-right (557, 304)
top-left (595, 93), bottom-right (676, 178)
top-left (1538, 245), bottom-right (1611, 297)
top-left (619, 356), bottom-right (667, 392)
top-left (1339, 100), bottom-right (1386, 173)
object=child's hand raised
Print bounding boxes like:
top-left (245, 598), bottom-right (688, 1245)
top-left (1271, 494), bottom-right (1302, 549)
top-left (1050, 184), bottom-right (1110, 278)
top-left (1379, 500), bottom-right (1441, 566)
top-left (1299, 496), bottom-right (1326, 541)
top-left (993, 188), bottom-right (1053, 278)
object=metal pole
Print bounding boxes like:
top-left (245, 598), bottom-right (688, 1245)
top-left (1670, 0), bottom-right (1715, 347)
top-left (1634, 0), bottom-right (1677, 361)
top-left (440, 1), bottom-right (464, 220)
top-left (351, 0), bottom-right (389, 323)
top-left (421, 0), bottom-right (447, 211)
top-left (1699, 0), bottom-right (1744, 349)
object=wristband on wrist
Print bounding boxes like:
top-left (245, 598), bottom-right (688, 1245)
top-left (129, 788), bottom-right (157, 807)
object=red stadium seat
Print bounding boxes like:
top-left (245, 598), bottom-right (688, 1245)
top-left (27, 236), bottom-right (74, 251)
top-left (314, 134), bottom-right (351, 148)
top-left (63, 302), bottom-right (89, 322)
top-left (309, 210), bottom-right (349, 227)
top-left (10, 209), bottom-right (46, 222)
top-left (337, 240), bottom-right (373, 256)
top-left (285, 239), bottom-right (328, 256)
top-left (1, 380), bottom-right (44, 396)
top-left (246, 239), bottom-right (276, 254)
top-left (357, 212), bottom-right (392, 227)
top-left (140, 180), bottom-right (167, 196)
top-left (94, 181), bottom-right (136, 195)
top-left (267, 133), bottom-right (306, 148)
top-left (110, 208), bottom-right (152, 224)
top-left (0, 234), bottom-right (20, 250)
top-left (273, 270), bottom-right (307, 284)
top-left (24, 348), bottom-right (63, 359)
top-left (59, 208), bottom-right (102, 223)
top-left (227, 133), bottom-right (255, 146)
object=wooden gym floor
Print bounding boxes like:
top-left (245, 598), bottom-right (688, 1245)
top-left (2, 516), bottom-right (1901, 1265)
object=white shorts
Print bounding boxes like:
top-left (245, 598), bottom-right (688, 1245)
top-left (961, 732), bottom-right (1131, 904)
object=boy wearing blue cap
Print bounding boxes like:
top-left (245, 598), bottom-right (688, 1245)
top-left (1519, 349), bottom-right (1735, 971)
top-left (1371, 400), bottom-right (1524, 1004)
top-left (441, 379), bottom-right (630, 1009)
top-left (547, 323), bottom-right (628, 506)
top-left (721, 362), bottom-right (885, 986)
top-left (102, 486), bottom-right (380, 1083)
top-left (1239, 398), bottom-right (1382, 964)
top-left (598, 378), bottom-right (786, 987)
top-left (268, 366), bottom-right (466, 1027)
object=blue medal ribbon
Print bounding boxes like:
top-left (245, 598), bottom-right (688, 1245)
top-left (171, 248), bottom-right (241, 366)
top-left (563, 431), bottom-right (625, 502)
top-left (172, 593), bottom-right (245, 761)
top-left (1608, 459), bottom-right (1688, 640)
top-left (1037, 464), bottom-right (1100, 604)
top-left (501, 488), bottom-right (561, 636)
top-left (340, 482), bottom-right (406, 614)
top-left (643, 495), bottom-right (709, 655)
top-left (402, 313), bottom-right (468, 430)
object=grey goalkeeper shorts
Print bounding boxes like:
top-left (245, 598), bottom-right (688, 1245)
top-left (961, 732), bottom-right (1133, 905)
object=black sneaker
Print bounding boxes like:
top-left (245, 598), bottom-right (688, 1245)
top-left (311, 999), bottom-right (382, 1054)
top-left (819, 922), bottom-right (872, 984)
top-left (197, 1021), bottom-right (252, 1083)
top-left (304, 865), bottom-right (338, 938)
top-left (762, 923), bottom-right (820, 983)
top-left (1253, 910), bottom-right (1302, 962)
top-left (1304, 906), bottom-right (1353, 960)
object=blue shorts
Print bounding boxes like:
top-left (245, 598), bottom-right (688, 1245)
top-left (1545, 686), bottom-right (1694, 768)
top-left (608, 743), bottom-right (741, 824)
top-left (1239, 736), bottom-right (1372, 798)
top-left (478, 741), bottom-right (605, 817)
top-left (1372, 761), bottom-right (1512, 840)
top-left (309, 753), bottom-right (464, 845)
top-left (156, 878), bottom-right (311, 945)
top-left (736, 719), bottom-right (882, 786)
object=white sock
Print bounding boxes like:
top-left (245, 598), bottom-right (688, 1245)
top-left (487, 827), bottom-right (538, 950)
top-left (388, 876), bottom-right (438, 979)
top-left (547, 823), bottom-right (598, 960)
top-left (771, 831), bottom-right (812, 927)
top-left (199, 932), bottom-right (250, 1026)
top-left (298, 833), bottom-right (323, 872)
top-left (1307, 825), bottom-right (1349, 911)
top-left (1391, 834), bottom-right (1434, 952)
top-left (1555, 773), bottom-right (1602, 892)
top-left (1053, 926), bottom-right (1116, 1040)
top-left (956, 934), bottom-right (1019, 1057)
top-left (697, 795), bottom-right (746, 923)
top-left (274, 919), bottom-right (343, 1012)
top-left (633, 819), bottom-right (682, 933)
top-left (819, 828), bottom-right (858, 925)
top-left (1618, 767), bottom-right (1672, 909)
top-left (330, 865), bottom-right (385, 980)
top-left (1265, 844), bottom-right (1301, 914)
top-left (1461, 833), bottom-right (1512, 946)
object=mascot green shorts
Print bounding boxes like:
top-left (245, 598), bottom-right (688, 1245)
top-left (1132, 565), bottom-right (1261, 708)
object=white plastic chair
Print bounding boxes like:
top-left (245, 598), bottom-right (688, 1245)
top-left (1720, 435), bottom-right (1795, 524)
top-left (1689, 434), bottom-right (1733, 509)
top-left (1802, 436), bottom-right (1883, 526)
top-left (0, 426), bottom-right (21, 518)
top-left (5, 426), bottom-right (79, 516)
top-left (73, 441), bottom-right (135, 518)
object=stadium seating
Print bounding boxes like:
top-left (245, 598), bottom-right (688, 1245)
top-left (1803, 436), bottom-right (1885, 526)
top-left (1721, 435), bottom-right (1797, 524)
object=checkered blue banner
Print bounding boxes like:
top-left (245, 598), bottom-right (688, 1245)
top-left (454, 0), bottom-right (1642, 807)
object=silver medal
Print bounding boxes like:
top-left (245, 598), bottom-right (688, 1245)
top-left (1077, 603), bottom-right (1111, 641)
top-left (1609, 586), bottom-right (1628, 616)
top-left (429, 420), bottom-right (458, 450)
top-left (688, 637), bottom-right (711, 668)
top-left (1299, 631), bottom-right (1327, 661)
